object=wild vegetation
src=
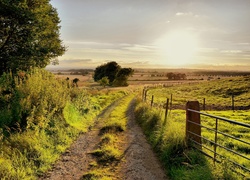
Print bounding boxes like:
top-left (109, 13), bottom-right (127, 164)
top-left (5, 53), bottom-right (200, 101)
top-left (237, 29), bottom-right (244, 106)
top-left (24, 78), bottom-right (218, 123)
top-left (0, 69), bottom-right (126, 179)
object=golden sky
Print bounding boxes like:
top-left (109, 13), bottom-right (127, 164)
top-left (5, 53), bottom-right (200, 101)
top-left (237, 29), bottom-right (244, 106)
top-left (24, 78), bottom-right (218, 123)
top-left (48, 0), bottom-right (250, 70)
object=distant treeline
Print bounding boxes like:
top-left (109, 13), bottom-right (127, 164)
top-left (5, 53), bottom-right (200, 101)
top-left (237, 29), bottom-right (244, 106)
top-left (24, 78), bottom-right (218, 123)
top-left (151, 72), bottom-right (187, 80)
top-left (194, 71), bottom-right (250, 77)
top-left (57, 69), bottom-right (94, 75)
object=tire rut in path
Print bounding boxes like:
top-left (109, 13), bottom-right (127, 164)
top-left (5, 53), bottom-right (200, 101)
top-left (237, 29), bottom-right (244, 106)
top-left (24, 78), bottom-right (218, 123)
top-left (40, 100), bottom-right (120, 180)
top-left (116, 99), bottom-right (168, 180)
top-left (40, 98), bottom-right (168, 180)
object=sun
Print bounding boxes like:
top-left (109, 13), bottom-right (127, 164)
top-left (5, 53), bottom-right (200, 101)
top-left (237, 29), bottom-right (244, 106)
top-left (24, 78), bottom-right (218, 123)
top-left (155, 31), bottom-right (198, 66)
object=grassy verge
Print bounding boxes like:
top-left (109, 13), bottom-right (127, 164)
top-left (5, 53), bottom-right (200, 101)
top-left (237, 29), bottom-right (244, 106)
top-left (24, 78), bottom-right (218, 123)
top-left (0, 69), bottom-right (126, 179)
top-left (82, 94), bottom-right (135, 180)
top-left (134, 98), bottom-right (244, 179)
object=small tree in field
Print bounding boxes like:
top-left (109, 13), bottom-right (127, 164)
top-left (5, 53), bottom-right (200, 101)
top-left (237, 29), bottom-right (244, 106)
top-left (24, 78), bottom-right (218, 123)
top-left (94, 61), bottom-right (133, 87)
top-left (99, 76), bottom-right (109, 87)
top-left (94, 61), bottom-right (121, 84)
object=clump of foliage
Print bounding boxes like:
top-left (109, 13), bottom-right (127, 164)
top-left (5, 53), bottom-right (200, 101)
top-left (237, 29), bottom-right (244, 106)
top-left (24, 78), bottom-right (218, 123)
top-left (99, 76), bottom-right (109, 87)
top-left (0, 68), bottom-right (69, 130)
top-left (94, 61), bottom-right (134, 87)
top-left (0, 0), bottom-right (65, 75)
top-left (0, 68), bottom-right (125, 179)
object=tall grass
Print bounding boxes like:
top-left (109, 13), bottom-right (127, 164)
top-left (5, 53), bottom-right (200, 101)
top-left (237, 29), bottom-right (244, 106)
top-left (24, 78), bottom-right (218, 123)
top-left (134, 98), bottom-right (241, 179)
top-left (199, 110), bottom-right (250, 177)
top-left (0, 68), bottom-right (125, 179)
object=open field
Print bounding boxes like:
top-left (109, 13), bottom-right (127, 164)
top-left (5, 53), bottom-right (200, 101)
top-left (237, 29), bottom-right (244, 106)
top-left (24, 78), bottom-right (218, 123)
top-left (135, 101), bottom-right (250, 179)
top-left (146, 75), bottom-right (250, 110)
top-left (169, 109), bottom-right (250, 177)
top-left (1, 68), bottom-right (250, 179)
top-left (51, 68), bottom-right (247, 88)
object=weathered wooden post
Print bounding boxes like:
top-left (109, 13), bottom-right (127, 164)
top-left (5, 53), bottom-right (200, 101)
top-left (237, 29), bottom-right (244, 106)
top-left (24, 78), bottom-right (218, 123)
top-left (163, 98), bottom-right (169, 125)
top-left (151, 95), bottom-right (154, 108)
top-left (145, 89), bottom-right (148, 103)
top-left (142, 88), bottom-right (145, 102)
top-left (186, 101), bottom-right (201, 149)
top-left (203, 98), bottom-right (206, 111)
top-left (232, 94), bottom-right (234, 111)
top-left (170, 94), bottom-right (173, 109)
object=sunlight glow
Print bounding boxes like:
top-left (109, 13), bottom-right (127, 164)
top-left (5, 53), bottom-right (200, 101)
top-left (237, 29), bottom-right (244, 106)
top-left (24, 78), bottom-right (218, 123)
top-left (155, 31), bottom-right (199, 66)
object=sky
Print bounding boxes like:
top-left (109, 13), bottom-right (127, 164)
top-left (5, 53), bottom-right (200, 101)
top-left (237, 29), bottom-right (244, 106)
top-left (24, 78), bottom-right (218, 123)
top-left (47, 0), bottom-right (250, 70)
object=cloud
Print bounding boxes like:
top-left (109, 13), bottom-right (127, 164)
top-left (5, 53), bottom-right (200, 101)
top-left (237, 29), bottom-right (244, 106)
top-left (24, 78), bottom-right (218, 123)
top-left (122, 44), bottom-right (155, 52)
top-left (65, 41), bottom-right (116, 50)
top-left (237, 42), bottom-right (250, 46)
top-left (220, 50), bottom-right (242, 54)
top-left (63, 59), bottom-right (93, 63)
top-left (46, 59), bottom-right (98, 69)
top-left (197, 48), bottom-right (219, 53)
top-left (175, 12), bottom-right (199, 17)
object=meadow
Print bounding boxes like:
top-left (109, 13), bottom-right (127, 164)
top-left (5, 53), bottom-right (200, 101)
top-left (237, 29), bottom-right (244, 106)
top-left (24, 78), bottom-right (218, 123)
top-left (145, 75), bottom-right (250, 110)
top-left (134, 75), bottom-right (250, 179)
top-left (52, 69), bottom-right (250, 179)
top-left (1, 67), bottom-right (249, 179)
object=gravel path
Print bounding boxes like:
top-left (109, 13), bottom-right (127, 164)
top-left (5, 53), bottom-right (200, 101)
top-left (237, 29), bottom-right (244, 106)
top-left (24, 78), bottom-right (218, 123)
top-left (40, 99), bottom-right (168, 180)
top-left (117, 99), bottom-right (168, 180)
top-left (40, 101), bottom-right (119, 180)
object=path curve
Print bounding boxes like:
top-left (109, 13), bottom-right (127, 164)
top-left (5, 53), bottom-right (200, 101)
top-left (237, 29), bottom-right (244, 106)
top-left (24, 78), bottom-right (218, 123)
top-left (40, 98), bottom-right (168, 180)
top-left (40, 100), bottom-right (120, 180)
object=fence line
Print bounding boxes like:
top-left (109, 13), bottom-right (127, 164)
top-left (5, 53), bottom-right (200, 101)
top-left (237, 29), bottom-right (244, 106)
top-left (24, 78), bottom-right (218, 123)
top-left (141, 88), bottom-right (250, 176)
top-left (142, 87), bottom-right (249, 111)
top-left (186, 101), bottom-right (250, 176)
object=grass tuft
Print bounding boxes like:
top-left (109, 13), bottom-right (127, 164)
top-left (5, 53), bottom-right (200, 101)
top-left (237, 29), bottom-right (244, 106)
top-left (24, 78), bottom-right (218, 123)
top-left (83, 94), bottom-right (135, 179)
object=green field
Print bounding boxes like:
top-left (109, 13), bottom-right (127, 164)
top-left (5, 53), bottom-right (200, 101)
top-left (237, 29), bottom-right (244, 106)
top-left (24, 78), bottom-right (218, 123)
top-left (137, 76), bottom-right (250, 179)
top-left (146, 76), bottom-right (250, 110)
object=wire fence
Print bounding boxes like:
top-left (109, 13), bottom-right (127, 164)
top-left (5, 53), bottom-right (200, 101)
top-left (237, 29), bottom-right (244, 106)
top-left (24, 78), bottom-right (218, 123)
top-left (186, 101), bottom-right (250, 177)
top-left (142, 87), bottom-right (250, 111)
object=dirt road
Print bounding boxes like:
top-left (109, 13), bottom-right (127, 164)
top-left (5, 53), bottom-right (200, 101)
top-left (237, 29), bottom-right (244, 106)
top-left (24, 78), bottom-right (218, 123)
top-left (40, 99), bottom-right (167, 180)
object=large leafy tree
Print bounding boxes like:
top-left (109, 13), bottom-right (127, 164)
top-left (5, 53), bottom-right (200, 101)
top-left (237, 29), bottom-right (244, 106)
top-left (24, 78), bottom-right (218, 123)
top-left (0, 0), bottom-right (65, 75)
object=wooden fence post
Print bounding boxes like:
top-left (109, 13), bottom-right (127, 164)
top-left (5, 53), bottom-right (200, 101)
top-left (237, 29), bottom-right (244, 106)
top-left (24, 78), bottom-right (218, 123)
top-left (186, 101), bottom-right (201, 149)
top-left (142, 88), bottom-right (145, 102)
top-left (163, 98), bottom-right (169, 125)
top-left (203, 98), bottom-right (206, 111)
top-left (170, 94), bottom-right (173, 109)
top-left (145, 89), bottom-right (148, 102)
top-left (151, 95), bottom-right (154, 107)
top-left (232, 94), bottom-right (234, 111)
